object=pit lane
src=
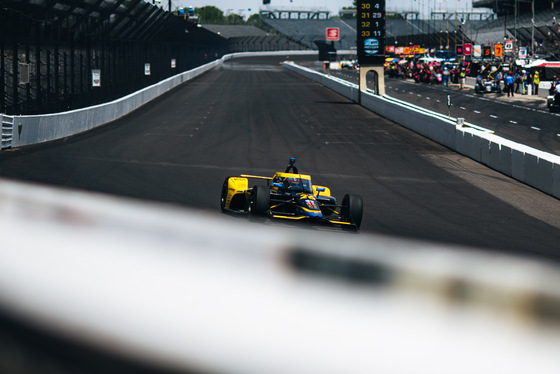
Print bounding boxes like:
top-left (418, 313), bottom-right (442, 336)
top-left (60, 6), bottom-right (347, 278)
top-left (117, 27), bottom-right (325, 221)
top-left (328, 66), bottom-right (560, 155)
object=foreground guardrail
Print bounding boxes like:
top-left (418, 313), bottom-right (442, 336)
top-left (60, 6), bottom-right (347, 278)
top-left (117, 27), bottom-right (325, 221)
top-left (0, 177), bottom-right (559, 373)
top-left (283, 62), bottom-right (560, 200)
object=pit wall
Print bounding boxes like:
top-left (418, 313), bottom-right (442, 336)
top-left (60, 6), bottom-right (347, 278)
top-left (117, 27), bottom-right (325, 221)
top-left (283, 62), bottom-right (560, 199)
top-left (3, 51), bottom-right (326, 149)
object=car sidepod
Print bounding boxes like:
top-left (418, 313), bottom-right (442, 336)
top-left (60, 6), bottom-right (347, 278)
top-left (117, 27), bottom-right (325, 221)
top-left (313, 185), bottom-right (337, 216)
top-left (221, 176), bottom-right (249, 212)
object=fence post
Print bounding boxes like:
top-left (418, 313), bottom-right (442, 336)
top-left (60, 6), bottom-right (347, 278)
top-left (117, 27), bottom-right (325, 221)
top-left (1, 114), bottom-right (14, 150)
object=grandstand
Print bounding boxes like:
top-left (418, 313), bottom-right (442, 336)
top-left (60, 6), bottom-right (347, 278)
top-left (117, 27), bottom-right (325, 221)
top-left (259, 15), bottom-right (471, 53)
top-left (198, 3), bottom-right (560, 60)
top-left (473, 0), bottom-right (558, 15)
top-left (202, 25), bottom-right (308, 52)
top-left (261, 18), bottom-right (357, 50)
top-left (259, 6), bottom-right (330, 20)
top-left (467, 8), bottom-right (560, 59)
top-left (255, 5), bottom-right (488, 53)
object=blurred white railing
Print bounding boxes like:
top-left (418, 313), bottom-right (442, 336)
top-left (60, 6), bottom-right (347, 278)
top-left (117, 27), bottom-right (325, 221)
top-left (0, 177), bottom-right (559, 373)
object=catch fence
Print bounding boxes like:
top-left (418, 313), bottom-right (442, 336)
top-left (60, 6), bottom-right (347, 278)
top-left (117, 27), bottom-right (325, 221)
top-left (0, 0), bottom-right (227, 115)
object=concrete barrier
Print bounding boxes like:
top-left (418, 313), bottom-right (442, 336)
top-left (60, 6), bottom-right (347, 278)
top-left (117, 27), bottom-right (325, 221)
top-left (284, 62), bottom-right (560, 200)
top-left (6, 57), bottom-right (227, 148)
top-left (3, 51), bottom-right (330, 149)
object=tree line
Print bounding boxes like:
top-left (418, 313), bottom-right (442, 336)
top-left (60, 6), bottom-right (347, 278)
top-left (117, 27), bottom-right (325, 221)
top-left (185, 6), bottom-right (263, 25)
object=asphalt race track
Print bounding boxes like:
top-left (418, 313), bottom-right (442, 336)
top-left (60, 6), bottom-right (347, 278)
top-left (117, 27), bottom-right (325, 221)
top-left (1, 56), bottom-right (560, 262)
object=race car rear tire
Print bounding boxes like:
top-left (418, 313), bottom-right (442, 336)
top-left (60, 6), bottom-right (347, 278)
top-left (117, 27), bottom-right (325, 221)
top-left (341, 194), bottom-right (363, 229)
top-left (250, 185), bottom-right (270, 216)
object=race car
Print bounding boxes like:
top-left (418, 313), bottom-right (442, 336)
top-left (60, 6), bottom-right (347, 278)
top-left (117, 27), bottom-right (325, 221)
top-left (220, 158), bottom-right (363, 230)
top-left (474, 78), bottom-right (500, 94)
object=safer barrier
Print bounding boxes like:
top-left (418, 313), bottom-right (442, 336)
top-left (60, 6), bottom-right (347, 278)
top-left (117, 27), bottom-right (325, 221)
top-left (1, 51), bottom-right (333, 150)
top-left (6, 59), bottom-right (228, 148)
top-left (283, 62), bottom-right (560, 200)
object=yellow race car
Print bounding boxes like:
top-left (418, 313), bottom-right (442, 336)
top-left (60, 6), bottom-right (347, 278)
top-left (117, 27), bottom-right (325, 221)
top-left (220, 158), bottom-right (363, 230)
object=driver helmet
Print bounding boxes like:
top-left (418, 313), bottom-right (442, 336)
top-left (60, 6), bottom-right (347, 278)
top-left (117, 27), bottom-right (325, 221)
top-left (284, 177), bottom-right (299, 189)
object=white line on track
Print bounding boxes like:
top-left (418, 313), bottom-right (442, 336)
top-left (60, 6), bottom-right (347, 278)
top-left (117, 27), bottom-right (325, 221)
top-left (490, 115), bottom-right (498, 118)
top-left (509, 120), bottom-right (517, 124)
top-left (460, 107), bottom-right (466, 110)
top-left (474, 110), bottom-right (481, 114)
top-left (365, 77), bottom-right (558, 121)
top-left (531, 126), bottom-right (541, 131)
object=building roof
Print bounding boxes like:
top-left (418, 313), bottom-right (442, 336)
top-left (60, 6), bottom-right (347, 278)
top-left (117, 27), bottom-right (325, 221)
top-left (0, 0), bottom-right (197, 42)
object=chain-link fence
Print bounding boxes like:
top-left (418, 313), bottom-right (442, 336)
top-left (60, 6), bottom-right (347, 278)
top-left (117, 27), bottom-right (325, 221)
top-left (0, 1), bottom-right (227, 115)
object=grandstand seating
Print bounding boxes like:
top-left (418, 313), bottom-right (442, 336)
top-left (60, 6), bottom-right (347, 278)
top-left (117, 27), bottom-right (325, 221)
top-left (467, 9), bottom-right (560, 58)
top-left (261, 18), bottom-right (357, 50)
top-left (201, 25), bottom-right (269, 38)
top-left (201, 25), bottom-right (309, 52)
top-left (227, 35), bottom-right (308, 52)
top-left (201, 9), bottom-right (560, 59)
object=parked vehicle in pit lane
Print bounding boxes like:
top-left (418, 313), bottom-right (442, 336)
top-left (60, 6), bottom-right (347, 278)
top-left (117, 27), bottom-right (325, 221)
top-left (475, 77), bottom-right (500, 94)
top-left (340, 59), bottom-right (358, 69)
top-left (548, 86), bottom-right (560, 112)
top-left (548, 96), bottom-right (560, 112)
top-left (220, 158), bottom-right (363, 230)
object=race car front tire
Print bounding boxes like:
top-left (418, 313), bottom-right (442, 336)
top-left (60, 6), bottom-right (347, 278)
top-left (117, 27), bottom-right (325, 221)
top-left (341, 194), bottom-right (363, 229)
top-left (220, 177), bottom-right (233, 212)
top-left (250, 185), bottom-right (270, 216)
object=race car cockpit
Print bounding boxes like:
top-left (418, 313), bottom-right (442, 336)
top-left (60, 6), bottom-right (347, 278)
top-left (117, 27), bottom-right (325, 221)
top-left (272, 175), bottom-right (313, 194)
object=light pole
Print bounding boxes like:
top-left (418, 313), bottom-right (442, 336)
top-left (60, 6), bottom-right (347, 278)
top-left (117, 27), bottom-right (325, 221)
top-left (531, 0), bottom-right (535, 60)
top-left (514, 0), bottom-right (517, 46)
